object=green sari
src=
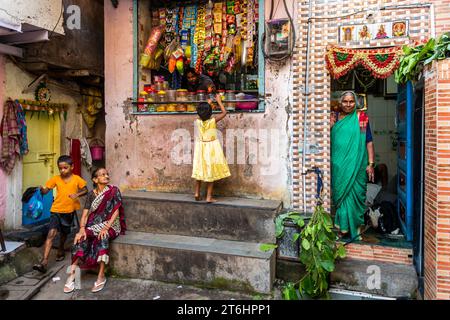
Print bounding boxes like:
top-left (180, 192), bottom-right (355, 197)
top-left (331, 108), bottom-right (368, 239)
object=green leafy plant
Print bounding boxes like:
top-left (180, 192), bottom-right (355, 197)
top-left (266, 204), bottom-right (346, 300)
top-left (395, 32), bottom-right (450, 84)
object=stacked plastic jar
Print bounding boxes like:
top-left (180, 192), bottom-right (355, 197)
top-left (146, 90), bottom-right (157, 112)
top-left (156, 91), bottom-right (166, 112)
top-left (187, 92), bottom-right (197, 112)
top-left (176, 89), bottom-right (188, 112)
top-left (196, 90), bottom-right (206, 102)
top-left (225, 90), bottom-right (236, 111)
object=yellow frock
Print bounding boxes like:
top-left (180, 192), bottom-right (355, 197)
top-left (192, 118), bottom-right (231, 182)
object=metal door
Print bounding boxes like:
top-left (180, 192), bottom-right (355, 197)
top-left (396, 82), bottom-right (413, 241)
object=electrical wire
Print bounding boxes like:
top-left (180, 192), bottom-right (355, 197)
top-left (36, 3), bottom-right (64, 56)
top-left (261, 0), bottom-right (296, 62)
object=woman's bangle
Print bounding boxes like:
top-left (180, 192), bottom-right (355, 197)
top-left (368, 162), bottom-right (375, 168)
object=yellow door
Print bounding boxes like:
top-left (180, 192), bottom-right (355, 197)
top-left (22, 113), bottom-right (60, 193)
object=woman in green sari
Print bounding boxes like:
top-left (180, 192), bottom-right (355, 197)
top-left (331, 91), bottom-right (375, 240)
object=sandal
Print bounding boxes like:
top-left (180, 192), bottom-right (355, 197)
top-left (91, 278), bottom-right (107, 293)
top-left (56, 253), bottom-right (65, 261)
top-left (64, 275), bottom-right (75, 294)
top-left (32, 263), bottom-right (47, 273)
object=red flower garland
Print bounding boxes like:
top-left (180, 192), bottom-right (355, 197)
top-left (325, 46), bottom-right (403, 79)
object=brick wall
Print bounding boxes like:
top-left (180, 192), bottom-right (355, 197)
top-left (344, 242), bottom-right (413, 265)
top-left (292, 0), bottom-right (433, 212)
top-left (291, 0), bottom-right (449, 299)
top-left (423, 59), bottom-right (450, 300)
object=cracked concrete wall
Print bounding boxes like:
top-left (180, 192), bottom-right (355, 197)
top-left (0, 0), bottom-right (64, 34)
top-left (105, 0), bottom-right (295, 206)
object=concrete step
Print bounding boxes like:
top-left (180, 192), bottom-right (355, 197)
top-left (330, 258), bottom-right (418, 299)
top-left (122, 191), bottom-right (282, 243)
top-left (109, 231), bottom-right (276, 294)
top-left (277, 258), bottom-right (418, 299)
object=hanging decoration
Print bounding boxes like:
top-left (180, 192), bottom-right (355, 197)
top-left (35, 82), bottom-right (51, 103)
top-left (325, 45), bottom-right (403, 79)
top-left (80, 87), bottom-right (103, 129)
top-left (17, 99), bottom-right (68, 120)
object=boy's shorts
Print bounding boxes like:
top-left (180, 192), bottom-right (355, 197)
top-left (49, 212), bottom-right (76, 235)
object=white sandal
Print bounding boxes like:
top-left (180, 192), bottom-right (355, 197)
top-left (91, 278), bottom-right (107, 293)
top-left (63, 275), bottom-right (75, 294)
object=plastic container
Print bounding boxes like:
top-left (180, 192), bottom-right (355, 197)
top-left (176, 104), bottom-right (187, 112)
top-left (166, 104), bottom-right (177, 112)
top-left (156, 105), bottom-right (166, 112)
top-left (236, 93), bottom-right (258, 110)
top-left (187, 92), bottom-right (197, 112)
top-left (176, 89), bottom-right (188, 101)
top-left (166, 90), bottom-right (177, 102)
top-left (156, 90), bottom-right (167, 102)
top-left (225, 90), bottom-right (236, 111)
top-left (90, 138), bottom-right (105, 161)
top-left (138, 91), bottom-right (148, 112)
top-left (147, 91), bottom-right (157, 112)
top-left (196, 90), bottom-right (206, 102)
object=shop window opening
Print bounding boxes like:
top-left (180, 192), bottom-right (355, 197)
top-left (133, 0), bottom-right (265, 114)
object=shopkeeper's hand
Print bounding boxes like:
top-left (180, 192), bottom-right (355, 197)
top-left (366, 165), bottom-right (375, 182)
top-left (207, 98), bottom-right (213, 105)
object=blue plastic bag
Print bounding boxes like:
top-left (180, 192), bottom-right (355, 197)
top-left (26, 189), bottom-right (44, 220)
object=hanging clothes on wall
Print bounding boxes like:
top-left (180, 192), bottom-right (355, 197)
top-left (80, 138), bottom-right (93, 169)
top-left (70, 138), bottom-right (82, 176)
top-left (15, 100), bottom-right (29, 156)
top-left (0, 99), bottom-right (28, 174)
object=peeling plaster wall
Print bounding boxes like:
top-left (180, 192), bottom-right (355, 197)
top-left (0, 55), bottom-right (6, 228)
top-left (105, 0), bottom-right (295, 206)
top-left (2, 59), bottom-right (83, 230)
top-left (0, 0), bottom-right (65, 34)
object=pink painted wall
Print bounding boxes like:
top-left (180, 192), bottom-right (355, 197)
top-left (105, 0), bottom-right (294, 204)
top-left (0, 55), bottom-right (6, 227)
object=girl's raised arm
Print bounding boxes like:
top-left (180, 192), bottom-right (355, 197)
top-left (213, 94), bottom-right (227, 123)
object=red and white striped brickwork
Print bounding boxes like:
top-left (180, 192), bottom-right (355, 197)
top-left (423, 58), bottom-right (450, 300)
top-left (292, 0), bottom-right (433, 212)
top-left (344, 242), bottom-right (413, 265)
top-left (291, 0), bottom-right (450, 299)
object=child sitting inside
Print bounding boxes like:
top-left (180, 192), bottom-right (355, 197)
top-left (33, 155), bottom-right (88, 273)
top-left (191, 98), bottom-right (231, 202)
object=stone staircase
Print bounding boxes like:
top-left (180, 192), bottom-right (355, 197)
top-left (109, 191), bottom-right (282, 294)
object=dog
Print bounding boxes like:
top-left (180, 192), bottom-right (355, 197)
top-left (366, 201), bottom-right (400, 235)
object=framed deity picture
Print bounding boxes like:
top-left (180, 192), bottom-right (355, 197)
top-left (356, 93), bottom-right (367, 111)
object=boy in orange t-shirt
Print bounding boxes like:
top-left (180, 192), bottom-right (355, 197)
top-left (33, 155), bottom-right (88, 273)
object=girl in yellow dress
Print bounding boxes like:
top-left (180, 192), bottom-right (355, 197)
top-left (192, 98), bottom-right (231, 202)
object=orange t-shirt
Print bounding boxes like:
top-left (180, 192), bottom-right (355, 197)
top-left (45, 174), bottom-right (87, 213)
